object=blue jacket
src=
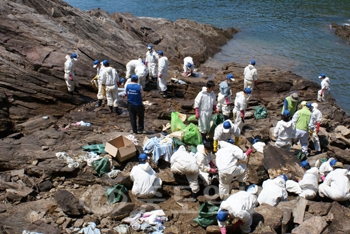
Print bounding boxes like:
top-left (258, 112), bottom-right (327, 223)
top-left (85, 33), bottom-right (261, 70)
top-left (126, 83), bottom-right (143, 106)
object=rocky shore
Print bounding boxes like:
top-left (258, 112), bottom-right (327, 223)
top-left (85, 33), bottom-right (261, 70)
top-left (1, 0), bottom-right (350, 233)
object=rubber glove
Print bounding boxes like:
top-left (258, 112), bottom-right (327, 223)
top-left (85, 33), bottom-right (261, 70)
top-left (309, 129), bottom-right (313, 137)
top-left (321, 175), bottom-right (326, 181)
top-left (158, 73), bottom-right (162, 78)
top-left (321, 89), bottom-right (324, 96)
top-left (240, 110), bottom-right (245, 118)
top-left (195, 108), bottom-right (199, 119)
top-left (213, 140), bottom-right (218, 153)
top-left (209, 168), bottom-right (217, 174)
top-left (213, 105), bottom-right (218, 112)
top-left (225, 98), bottom-right (230, 105)
top-left (69, 74), bottom-right (73, 81)
top-left (124, 93), bottom-right (127, 98)
top-left (254, 80), bottom-right (258, 86)
top-left (220, 227), bottom-right (227, 234)
top-left (145, 62), bottom-right (148, 66)
top-left (232, 220), bottom-right (243, 231)
top-left (234, 136), bottom-right (239, 146)
top-left (209, 161), bottom-right (216, 168)
top-left (316, 122), bottom-right (320, 134)
top-left (245, 148), bottom-right (253, 156)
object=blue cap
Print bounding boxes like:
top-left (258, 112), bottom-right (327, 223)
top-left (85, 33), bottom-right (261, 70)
top-left (244, 87), bottom-right (252, 94)
top-left (158, 50), bottom-right (163, 55)
top-left (319, 74), bottom-right (326, 79)
top-left (223, 121), bottom-right (231, 129)
top-left (131, 74), bottom-right (138, 81)
top-left (283, 110), bottom-right (290, 117)
top-left (250, 60), bottom-right (255, 65)
top-left (148, 44), bottom-right (153, 49)
top-left (226, 74), bottom-right (234, 79)
top-left (306, 102), bottom-right (311, 108)
top-left (187, 63), bottom-right (192, 67)
top-left (217, 210), bottom-right (229, 222)
top-left (227, 138), bottom-right (235, 144)
top-left (253, 137), bottom-right (260, 144)
top-left (93, 60), bottom-right (99, 65)
top-left (280, 174), bottom-right (288, 181)
top-left (71, 53), bottom-right (77, 59)
top-left (138, 153), bottom-right (148, 162)
top-left (120, 78), bottom-right (126, 83)
top-left (301, 160), bottom-right (310, 169)
top-left (102, 60), bottom-right (109, 66)
top-left (330, 159), bottom-right (337, 167)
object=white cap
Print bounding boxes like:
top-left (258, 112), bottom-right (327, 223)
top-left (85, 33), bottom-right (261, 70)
top-left (93, 64), bottom-right (98, 68)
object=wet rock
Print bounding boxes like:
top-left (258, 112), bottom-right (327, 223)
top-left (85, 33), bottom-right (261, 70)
top-left (54, 190), bottom-right (88, 216)
top-left (291, 216), bottom-right (328, 234)
top-left (331, 23), bottom-right (350, 43)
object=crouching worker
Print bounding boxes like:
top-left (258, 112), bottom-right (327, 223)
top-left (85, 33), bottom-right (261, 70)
top-left (216, 143), bottom-right (253, 199)
top-left (213, 120), bottom-right (240, 152)
top-left (217, 191), bottom-right (257, 234)
top-left (257, 174), bottom-right (288, 206)
top-left (171, 145), bottom-right (200, 201)
top-left (194, 142), bottom-right (217, 186)
top-left (130, 154), bottom-right (162, 199)
top-left (286, 161), bottom-right (319, 199)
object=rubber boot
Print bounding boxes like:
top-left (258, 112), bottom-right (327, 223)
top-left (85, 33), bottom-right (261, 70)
top-left (108, 106), bottom-right (113, 112)
top-left (191, 192), bottom-right (199, 202)
top-left (113, 107), bottom-right (121, 115)
top-left (239, 182), bottom-right (246, 191)
top-left (201, 133), bottom-right (207, 143)
top-left (162, 90), bottom-right (168, 98)
top-left (95, 100), bottom-right (102, 107)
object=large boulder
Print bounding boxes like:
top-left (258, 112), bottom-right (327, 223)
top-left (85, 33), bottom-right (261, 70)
top-left (291, 216), bottom-right (328, 234)
top-left (54, 190), bottom-right (89, 216)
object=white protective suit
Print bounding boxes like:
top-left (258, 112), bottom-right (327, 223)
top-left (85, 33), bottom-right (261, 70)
top-left (319, 158), bottom-right (335, 177)
top-left (273, 119), bottom-right (296, 151)
top-left (213, 120), bottom-right (240, 141)
top-left (243, 64), bottom-right (258, 92)
top-left (101, 67), bottom-right (119, 107)
top-left (317, 77), bottom-right (330, 102)
top-left (310, 107), bottom-right (322, 152)
top-left (135, 63), bottom-right (148, 88)
top-left (194, 87), bottom-right (216, 134)
top-left (170, 146), bottom-right (199, 193)
top-left (96, 63), bottom-right (106, 100)
top-left (157, 56), bottom-right (168, 92)
top-left (233, 91), bottom-right (248, 131)
top-left (64, 55), bottom-right (78, 92)
top-left (145, 49), bottom-right (158, 78)
top-left (194, 144), bottom-right (215, 186)
top-left (216, 143), bottom-right (247, 199)
top-left (319, 168), bottom-right (350, 201)
top-left (286, 167), bottom-right (319, 199)
top-left (217, 191), bottom-right (257, 233)
top-left (130, 162), bottom-right (162, 198)
top-left (217, 80), bottom-right (232, 117)
top-left (258, 177), bottom-right (288, 206)
top-left (183, 56), bottom-right (194, 74)
top-left (126, 59), bottom-right (143, 78)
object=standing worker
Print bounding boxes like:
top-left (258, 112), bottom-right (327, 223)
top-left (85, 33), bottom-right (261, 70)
top-left (216, 191), bottom-right (257, 234)
top-left (126, 58), bottom-right (143, 79)
top-left (243, 60), bottom-right (258, 95)
top-left (273, 110), bottom-right (296, 151)
top-left (183, 56), bottom-right (194, 77)
top-left (291, 101), bottom-right (312, 156)
top-left (64, 53), bottom-right (78, 93)
top-left (281, 93), bottom-right (299, 117)
top-left (194, 80), bottom-right (217, 142)
top-left (213, 120), bottom-right (240, 152)
top-left (157, 50), bottom-right (169, 98)
top-left (93, 60), bottom-right (106, 107)
top-left (217, 74), bottom-right (235, 120)
top-left (125, 75), bottom-right (146, 134)
top-left (309, 103), bottom-right (323, 153)
top-left (233, 87), bottom-right (251, 132)
top-left (317, 74), bottom-right (330, 102)
top-left (145, 44), bottom-right (158, 80)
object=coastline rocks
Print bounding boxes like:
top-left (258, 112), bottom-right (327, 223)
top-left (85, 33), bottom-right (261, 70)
top-left (331, 23), bottom-right (350, 43)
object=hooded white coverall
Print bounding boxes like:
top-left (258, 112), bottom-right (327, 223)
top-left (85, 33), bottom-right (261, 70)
top-left (194, 87), bottom-right (216, 134)
top-left (96, 63), bottom-right (106, 101)
top-left (157, 56), bottom-right (168, 92)
top-left (217, 80), bottom-right (232, 117)
top-left (135, 63), bottom-right (148, 89)
top-left (183, 56), bottom-right (194, 74)
top-left (243, 64), bottom-right (258, 92)
top-left (101, 67), bottom-right (119, 108)
top-left (64, 55), bottom-right (78, 92)
top-left (216, 143), bottom-right (247, 199)
top-left (319, 158), bottom-right (335, 177)
top-left (126, 59), bottom-right (143, 78)
top-left (258, 177), bottom-right (288, 206)
top-left (319, 168), bottom-right (350, 201)
top-left (217, 191), bottom-right (257, 233)
top-left (145, 49), bottom-right (158, 78)
top-left (310, 107), bottom-right (322, 152)
top-left (214, 120), bottom-right (240, 142)
top-left (317, 77), bottom-right (330, 102)
top-left (286, 167), bottom-right (319, 199)
top-left (233, 91), bottom-right (248, 131)
top-left (130, 162), bottom-right (162, 198)
top-left (170, 146), bottom-right (199, 193)
top-left (273, 119), bottom-right (296, 151)
top-left (194, 144), bottom-right (215, 186)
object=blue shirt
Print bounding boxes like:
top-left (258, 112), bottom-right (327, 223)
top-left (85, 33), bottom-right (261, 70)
top-left (126, 83), bottom-right (143, 106)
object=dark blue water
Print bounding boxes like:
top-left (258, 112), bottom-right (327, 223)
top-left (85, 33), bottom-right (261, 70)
top-left (66, 0), bottom-right (350, 113)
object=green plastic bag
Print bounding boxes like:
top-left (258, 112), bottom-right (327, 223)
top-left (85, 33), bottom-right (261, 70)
top-left (106, 184), bottom-right (128, 204)
top-left (183, 123), bottom-right (202, 146)
top-left (172, 137), bottom-right (186, 151)
top-left (254, 106), bottom-right (268, 120)
top-left (187, 115), bottom-right (197, 122)
top-left (295, 151), bottom-right (307, 161)
top-left (82, 144), bottom-right (106, 154)
top-left (92, 157), bottom-right (111, 177)
top-left (193, 202), bottom-right (219, 227)
top-left (207, 114), bottom-right (224, 139)
top-left (171, 112), bottom-right (186, 132)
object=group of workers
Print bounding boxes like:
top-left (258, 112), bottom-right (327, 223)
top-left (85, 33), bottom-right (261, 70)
top-left (63, 50), bottom-right (337, 234)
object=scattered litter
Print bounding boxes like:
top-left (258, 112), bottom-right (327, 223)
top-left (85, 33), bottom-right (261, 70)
top-left (82, 144), bottom-right (106, 154)
top-left (122, 209), bottom-right (167, 233)
top-left (106, 184), bottom-right (128, 204)
top-left (42, 116), bottom-right (49, 120)
top-left (143, 100), bottom-right (153, 106)
top-left (22, 231), bottom-right (43, 234)
top-left (92, 157), bottom-right (111, 177)
top-left (171, 78), bottom-right (187, 85)
top-left (113, 224), bottom-right (130, 234)
top-left (107, 169), bottom-right (121, 178)
top-left (143, 136), bottom-right (173, 164)
top-left (55, 152), bottom-right (79, 168)
top-left (253, 142), bottom-right (266, 153)
top-left (74, 121), bottom-right (91, 127)
top-left (125, 134), bottom-right (138, 145)
top-left (162, 123), bottom-right (171, 131)
top-left (78, 222), bottom-right (101, 234)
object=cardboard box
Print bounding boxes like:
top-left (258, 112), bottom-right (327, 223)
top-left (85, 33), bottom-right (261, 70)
top-left (105, 135), bottom-right (137, 162)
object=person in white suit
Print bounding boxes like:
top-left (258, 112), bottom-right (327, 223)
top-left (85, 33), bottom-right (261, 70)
top-left (194, 142), bottom-right (217, 186)
top-left (258, 174), bottom-right (288, 206)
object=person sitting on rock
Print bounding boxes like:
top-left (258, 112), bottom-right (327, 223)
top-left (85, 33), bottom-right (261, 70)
top-left (281, 93), bottom-right (299, 117)
top-left (217, 74), bottom-right (235, 120)
top-left (232, 87), bottom-right (251, 132)
top-left (130, 153), bottom-right (162, 199)
top-left (183, 56), bottom-right (194, 77)
top-left (213, 120), bottom-right (240, 152)
top-left (319, 158), bottom-right (337, 181)
top-left (286, 161), bottom-right (319, 199)
top-left (317, 74), bottom-right (330, 102)
top-left (170, 145), bottom-right (200, 201)
top-left (273, 110), bottom-right (296, 151)
top-left (257, 174), bottom-right (288, 206)
top-left (194, 141), bottom-right (217, 187)
top-left (217, 191), bottom-right (257, 234)
top-left (216, 143), bottom-right (252, 199)
top-left (318, 162), bottom-right (350, 201)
